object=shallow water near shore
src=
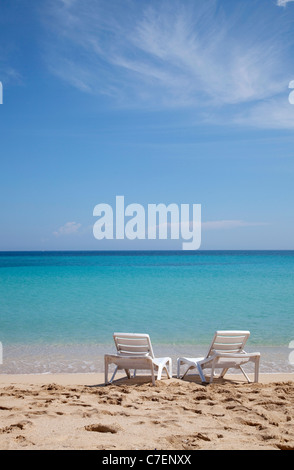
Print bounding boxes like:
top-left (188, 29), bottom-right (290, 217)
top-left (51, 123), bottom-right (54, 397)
top-left (0, 251), bottom-right (293, 374)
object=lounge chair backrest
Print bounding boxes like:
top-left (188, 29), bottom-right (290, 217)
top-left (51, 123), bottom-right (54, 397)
top-left (206, 330), bottom-right (250, 357)
top-left (113, 333), bottom-right (155, 358)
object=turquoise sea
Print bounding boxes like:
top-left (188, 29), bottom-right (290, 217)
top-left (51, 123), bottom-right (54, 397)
top-left (0, 251), bottom-right (293, 374)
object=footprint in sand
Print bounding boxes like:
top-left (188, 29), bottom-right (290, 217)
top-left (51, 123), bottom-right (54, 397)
top-left (239, 418), bottom-right (267, 430)
top-left (84, 423), bottom-right (120, 434)
top-left (14, 434), bottom-right (35, 447)
top-left (0, 420), bottom-right (33, 434)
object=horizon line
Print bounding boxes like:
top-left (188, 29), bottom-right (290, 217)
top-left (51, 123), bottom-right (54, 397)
top-left (0, 249), bottom-right (294, 254)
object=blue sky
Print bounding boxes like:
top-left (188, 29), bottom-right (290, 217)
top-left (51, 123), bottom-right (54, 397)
top-left (1, 0), bottom-right (294, 250)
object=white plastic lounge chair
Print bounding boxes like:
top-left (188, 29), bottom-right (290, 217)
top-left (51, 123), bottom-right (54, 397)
top-left (177, 330), bottom-right (260, 384)
top-left (104, 333), bottom-right (172, 386)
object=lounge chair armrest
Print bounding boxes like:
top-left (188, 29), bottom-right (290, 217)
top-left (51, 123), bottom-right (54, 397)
top-left (196, 353), bottom-right (218, 365)
top-left (152, 357), bottom-right (172, 366)
top-left (196, 352), bottom-right (260, 366)
top-left (104, 354), bottom-right (154, 367)
top-left (213, 352), bottom-right (260, 359)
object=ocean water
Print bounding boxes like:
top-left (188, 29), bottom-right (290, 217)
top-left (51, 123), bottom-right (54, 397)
top-left (0, 251), bottom-right (293, 374)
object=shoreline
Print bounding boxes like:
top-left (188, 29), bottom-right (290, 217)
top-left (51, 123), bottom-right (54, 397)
top-left (1, 371), bottom-right (294, 385)
top-left (1, 343), bottom-right (293, 375)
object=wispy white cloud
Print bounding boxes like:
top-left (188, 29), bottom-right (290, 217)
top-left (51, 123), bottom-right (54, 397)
top-left (41, 0), bottom-right (294, 127)
top-left (53, 221), bottom-right (81, 236)
top-left (277, 0), bottom-right (294, 6)
top-left (0, 53), bottom-right (22, 86)
top-left (202, 220), bottom-right (269, 230)
top-left (204, 94), bottom-right (294, 130)
top-left (0, 23), bottom-right (22, 86)
top-left (233, 97), bottom-right (294, 129)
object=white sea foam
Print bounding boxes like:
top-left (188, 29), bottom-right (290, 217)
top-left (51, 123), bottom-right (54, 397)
top-left (0, 343), bottom-right (293, 375)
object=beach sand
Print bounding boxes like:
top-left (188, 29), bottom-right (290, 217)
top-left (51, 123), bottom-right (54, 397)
top-left (0, 372), bottom-right (294, 450)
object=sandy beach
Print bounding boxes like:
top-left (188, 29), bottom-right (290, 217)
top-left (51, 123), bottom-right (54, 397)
top-left (0, 372), bottom-right (293, 450)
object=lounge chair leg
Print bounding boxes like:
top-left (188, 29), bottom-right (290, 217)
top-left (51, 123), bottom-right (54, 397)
top-left (197, 363), bottom-right (207, 383)
top-left (125, 369), bottom-right (131, 379)
top-left (104, 357), bottom-right (109, 385)
top-left (150, 363), bottom-right (156, 386)
top-left (209, 365), bottom-right (215, 383)
top-left (177, 359), bottom-right (181, 378)
top-left (157, 365), bottom-right (163, 381)
top-left (163, 366), bottom-right (169, 378)
top-left (157, 362), bottom-right (171, 380)
top-left (109, 366), bottom-right (118, 384)
top-left (166, 359), bottom-right (172, 378)
top-left (239, 366), bottom-right (251, 383)
top-left (220, 367), bottom-right (229, 378)
top-left (181, 365), bottom-right (192, 380)
top-left (163, 359), bottom-right (172, 379)
top-left (254, 357), bottom-right (260, 383)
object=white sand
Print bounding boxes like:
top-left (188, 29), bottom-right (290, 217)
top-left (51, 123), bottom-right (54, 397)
top-left (0, 372), bottom-right (293, 450)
